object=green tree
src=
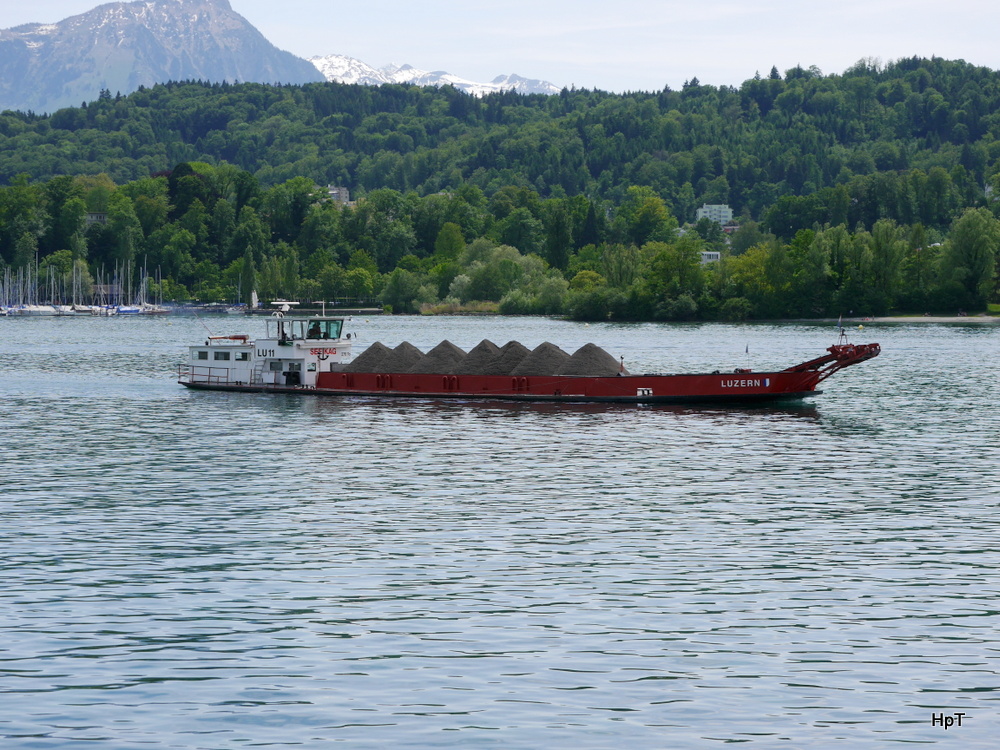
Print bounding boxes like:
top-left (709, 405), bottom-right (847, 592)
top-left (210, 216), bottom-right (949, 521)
top-left (297, 203), bottom-right (341, 258)
top-left (177, 199), bottom-right (211, 261)
top-left (868, 219), bottom-right (907, 308)
top-left (569, 269), bottom-right (607, 291)
top-left (643, 236), bottom-right (705, 310)
top-left (725, 242), bottom-right (793, 318)
top-left (161, 228), bottom-right (196, 283)
top-left (12, 231), bottom-right (38, 269)
top-left (0, 174), bottom-right (48, 266)
top-left (692, 217), bottom-right (727, 252)
top-left (39, 248), bottom-right (74, 277)
top-left (346, 189), bottom-right (418, 271)
top-left (434, 222), bottom-right (465, 260)
top-left (343, 267), bottom-right (375, 297)
top-left (940, 207), bottom-right (1000, 307)
top-left (263, 176), bottom-right (320, 244)
top-left (495, 207), bottom-right (543, 255)
top-left (576, 200), bottom-right (603, 247)
top-left (169, 164), bottom-right (212, 218)
top-left (229, 206), bottom-right (270, 266)
top-left (209, 199), bottom-right (236, 263)
top-left (75, 173), bottom-right (116, 213)
top-left (898, 223), bottom-right (938, 310)
top-left (233, 170), bottom-right (261, 214)
top-left (380, 268), bottom-right (425, 313)
top-left (347, 249), bottom-right (379, 277)
top-left (543, 202), bottom-right (572, 270)
top-left (729, 221), bottom-right (772, 256)
top-left (789, 230), bottom-right (832, 315)
top-left (616, 186), bottom-right (676, 246)
top-left (120, 176), bottom-right (170, 236)
top-left (601, 243), bottom-right (641, 288)
top-left (42, 175), bottom-right (85, 254)
top-left (317, 262), bottom-right (346, 299)
top-left (68, 231), bottom-right (88, 261)
top-left (835, 229), bottom-right (877, 315)
top-left (106, 190), bottom-right (143, 267)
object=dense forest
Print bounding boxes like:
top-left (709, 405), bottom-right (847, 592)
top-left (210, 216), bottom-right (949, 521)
top-left (2, 55), bottom-right (1000, 318)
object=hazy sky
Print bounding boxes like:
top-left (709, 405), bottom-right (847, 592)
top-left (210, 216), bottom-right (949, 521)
top-left (5, 0), bottom-right (998, 92)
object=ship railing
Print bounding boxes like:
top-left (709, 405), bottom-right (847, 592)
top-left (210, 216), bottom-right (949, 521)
top-left (178, 364), bottom-right (237, 385)
top-left (782, 342), bottom-right (881, 383)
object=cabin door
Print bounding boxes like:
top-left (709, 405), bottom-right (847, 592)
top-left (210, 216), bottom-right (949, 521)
top-left (283, 361), bottom-right (303, 386)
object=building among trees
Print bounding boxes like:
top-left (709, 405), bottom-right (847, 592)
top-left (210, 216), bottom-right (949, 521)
top-left (326, 186), bottom-right (351, 206)
top-left (695, 204), bottom-right (733, 225)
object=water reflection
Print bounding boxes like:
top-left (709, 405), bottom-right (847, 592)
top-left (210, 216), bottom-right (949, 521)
top-left (816, 413), bottom-right (884, 438)
top-left (181, 388), bottom-right (822, 423)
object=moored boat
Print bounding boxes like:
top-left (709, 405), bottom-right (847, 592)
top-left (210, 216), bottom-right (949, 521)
top-left (178, 315), bottom-right (880, 404)
top-left (9, 304), bottom-right (59, 316)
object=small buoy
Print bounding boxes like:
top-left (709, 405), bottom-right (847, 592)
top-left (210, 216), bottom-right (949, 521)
top-left (858, 325), bottom-right (864, 330)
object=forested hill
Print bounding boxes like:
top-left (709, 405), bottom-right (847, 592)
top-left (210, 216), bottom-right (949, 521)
top-left (4, 56), bottom-right (1000, 322)
top-left (2, 56), bottom-right (999, 232)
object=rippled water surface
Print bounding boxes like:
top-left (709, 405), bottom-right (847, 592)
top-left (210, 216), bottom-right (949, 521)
top-left (2, 315), bottom-right (999, 748)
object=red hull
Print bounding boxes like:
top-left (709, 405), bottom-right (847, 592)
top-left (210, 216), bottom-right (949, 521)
top-left (308, 369), bottom-right (822, 403)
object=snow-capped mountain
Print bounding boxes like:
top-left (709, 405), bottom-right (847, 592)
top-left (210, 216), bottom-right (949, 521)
top-left (0, 0), bottom-right (560, 114)
top-left (310, 54), bottom-right (388, 87)
top-left (310, 54), bottom-right (561, 96)
top-left (0, 0), bottom-right (323, 113)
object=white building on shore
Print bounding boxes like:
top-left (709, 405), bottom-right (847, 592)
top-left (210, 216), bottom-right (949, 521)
top-left (695, 203), bottom-right (733, 225)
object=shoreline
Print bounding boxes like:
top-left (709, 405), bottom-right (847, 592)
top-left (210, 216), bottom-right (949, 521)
top-left (834, 315), bottom-right (1000, 324)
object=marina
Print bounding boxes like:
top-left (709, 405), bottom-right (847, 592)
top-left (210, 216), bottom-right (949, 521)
top-left (0, 265), bottom-right (169, 317)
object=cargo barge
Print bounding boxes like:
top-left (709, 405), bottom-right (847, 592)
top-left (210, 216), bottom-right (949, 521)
top-left (177, 315), bottom-right (880, 404)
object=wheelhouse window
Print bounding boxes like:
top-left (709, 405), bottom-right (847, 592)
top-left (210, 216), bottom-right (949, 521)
top-left (268, 317), bottom-right (344, 341)
top-left (306, 319), bottom-right (343, 340)
top-left (214, 351), bottom-right (231, 361)
top-left (235, 352), bottom-right (250, 361)
top-left (196, 350), bottom-right (208, 360)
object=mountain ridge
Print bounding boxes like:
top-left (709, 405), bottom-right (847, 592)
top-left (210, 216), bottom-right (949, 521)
top-left (0, 0), bottom-right (323, 113)
top-left (309, 54), bottom-right (561, 96)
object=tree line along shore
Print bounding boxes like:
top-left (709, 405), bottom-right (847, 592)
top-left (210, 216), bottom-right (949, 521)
top-left (2, 56), bottom-right (1000, 319)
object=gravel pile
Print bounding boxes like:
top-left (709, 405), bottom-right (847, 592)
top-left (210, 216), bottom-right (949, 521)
top-left (556, 343), bottom-right (625, 376)
top-left (379, 341), bottom-right (426, 373)
top-left (345, 340), bottom-right (625, 378)
top-left (480, 340), bottom-right (531, 376)
top-left (343, 341), bottom-right (392, 372)
top-left (449, 339), bottom-right (501, 375)
top-left (409, 340), bottom-right (467, 374)
top-left (510, 342), bottom-right (571, 376)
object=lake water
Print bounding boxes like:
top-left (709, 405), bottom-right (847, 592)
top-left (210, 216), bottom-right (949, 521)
top-left (2, 314), bottom-right (999, 748)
